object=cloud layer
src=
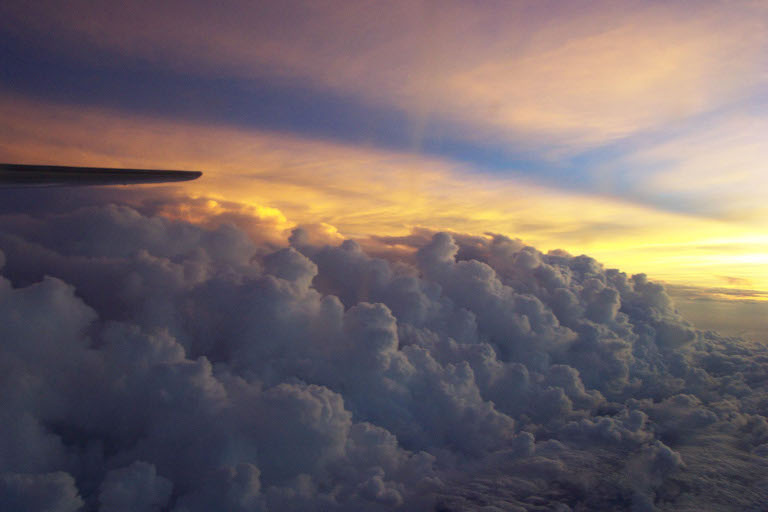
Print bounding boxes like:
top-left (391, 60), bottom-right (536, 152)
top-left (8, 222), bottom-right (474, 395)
top-left (0, 201), bottom-right (767, 510)
top-left (3, 0), bottom-right (766, 147)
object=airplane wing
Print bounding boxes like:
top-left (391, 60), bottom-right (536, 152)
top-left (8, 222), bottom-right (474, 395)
top-left (0, 164), bottom-right (202, 187)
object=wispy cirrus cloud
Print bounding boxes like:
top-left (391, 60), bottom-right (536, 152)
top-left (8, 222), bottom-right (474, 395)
top-left (2, 0), bottom-right (767, 231)
top-left (2, 1), bottom-right (766, 155)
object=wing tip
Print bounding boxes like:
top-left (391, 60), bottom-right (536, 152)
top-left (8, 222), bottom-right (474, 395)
top-left (0, 163), bottom-right (204, 187)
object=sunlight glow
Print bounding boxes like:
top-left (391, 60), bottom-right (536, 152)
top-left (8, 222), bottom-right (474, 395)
top-left (2, 96), bottom-right (765, 298)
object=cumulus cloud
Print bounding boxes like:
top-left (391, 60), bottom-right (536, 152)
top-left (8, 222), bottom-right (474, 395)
top-left (0, 472), bottom-right (84, 512)
top-left (0, 201), bottom-right (766, 510)
top-left (98, 462), bottom-right (173, 512)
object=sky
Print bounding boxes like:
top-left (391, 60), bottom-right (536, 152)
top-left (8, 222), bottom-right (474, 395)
top-left (1, 0), bottom-right (767, 301)
top-left (1, 2), bottom-right (768, 510)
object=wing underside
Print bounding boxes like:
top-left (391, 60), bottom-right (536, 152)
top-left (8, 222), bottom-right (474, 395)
top-left (0, 164), bottom-right (202, 187)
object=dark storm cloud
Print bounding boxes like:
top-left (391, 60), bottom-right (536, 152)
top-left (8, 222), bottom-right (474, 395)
top-left (1, 203), bottom-right (767, 511)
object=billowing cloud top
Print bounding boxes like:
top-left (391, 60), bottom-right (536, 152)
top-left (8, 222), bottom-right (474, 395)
top-left (0, 197), bottom-right (766, 510)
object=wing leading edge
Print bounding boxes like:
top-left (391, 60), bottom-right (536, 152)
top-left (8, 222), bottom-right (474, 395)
top-left (0, 164), bottom-right (202, 187)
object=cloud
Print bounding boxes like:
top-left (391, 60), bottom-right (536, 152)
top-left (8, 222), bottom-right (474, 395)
top-left (0, 472), bottom-right (83, 512)
top-left (98, 462), bottom-right (173, 512)
top-left (717, 276), bottom-right (753, 287)
top-left (666, 285), bottom-right (768, 344)
top-left (0, 202), bottom-right (767, 510)
top-left (2, 0), bottom-right (765, 149)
